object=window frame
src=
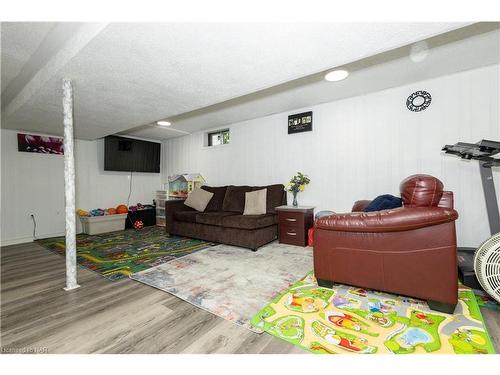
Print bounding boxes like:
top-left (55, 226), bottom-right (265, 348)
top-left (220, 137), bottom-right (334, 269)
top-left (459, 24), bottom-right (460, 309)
top-left (207, 128), bottom-right (230, 147)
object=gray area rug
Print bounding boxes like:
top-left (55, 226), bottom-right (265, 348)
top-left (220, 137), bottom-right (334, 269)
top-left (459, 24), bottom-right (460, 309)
top-left (130, 242), bottom-right (313, 332)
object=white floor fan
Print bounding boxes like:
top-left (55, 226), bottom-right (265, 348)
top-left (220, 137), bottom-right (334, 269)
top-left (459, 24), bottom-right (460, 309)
top-left (442, 140), bottom-right (500, 303)
top-left (474, 232), bottom-right (500, 303)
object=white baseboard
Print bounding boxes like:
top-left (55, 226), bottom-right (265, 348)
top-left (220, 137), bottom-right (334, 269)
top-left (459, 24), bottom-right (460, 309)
top-left (1, 236), bottom-right (34, 247)
top-left (1, 231), bottom-right (65, 247)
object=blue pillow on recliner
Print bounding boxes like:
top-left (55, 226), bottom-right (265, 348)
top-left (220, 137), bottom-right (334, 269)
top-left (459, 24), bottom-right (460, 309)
top-left (362, 194), bottom-right (403, 212)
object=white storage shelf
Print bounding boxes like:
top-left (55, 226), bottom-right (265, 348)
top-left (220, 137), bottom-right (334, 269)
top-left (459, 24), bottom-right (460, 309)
top-left (156, 190), bottom-right (167, 199)
top-left (156, 216), bottom-right (166, 227)
top-left (156, 191), bottom-right (167, 227)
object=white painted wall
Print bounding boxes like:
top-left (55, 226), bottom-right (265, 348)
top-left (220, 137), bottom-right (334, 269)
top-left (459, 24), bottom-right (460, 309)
top-left (0, 129), bottom-right (162, 246)
top-left (163, 64), bottom-right (500, 248)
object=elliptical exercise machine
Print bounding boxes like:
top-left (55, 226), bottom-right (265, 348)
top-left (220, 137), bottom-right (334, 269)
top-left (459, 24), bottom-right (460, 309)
top-left (442, 140), bottom-right (500, 296)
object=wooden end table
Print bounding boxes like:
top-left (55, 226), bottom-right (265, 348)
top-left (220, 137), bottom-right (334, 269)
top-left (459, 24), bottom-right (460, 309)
top-left (276, 205), bottom-right (315, 247)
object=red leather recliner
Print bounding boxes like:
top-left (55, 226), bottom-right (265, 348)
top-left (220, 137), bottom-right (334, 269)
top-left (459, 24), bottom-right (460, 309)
top-left (313, 174), bottom-right (459, 313)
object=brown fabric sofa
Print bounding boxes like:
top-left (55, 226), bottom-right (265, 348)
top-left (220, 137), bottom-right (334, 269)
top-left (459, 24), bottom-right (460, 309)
top-left (165, 184), bottom-right (286, 250)
top-left (313, 174), bottom-right (459, 313)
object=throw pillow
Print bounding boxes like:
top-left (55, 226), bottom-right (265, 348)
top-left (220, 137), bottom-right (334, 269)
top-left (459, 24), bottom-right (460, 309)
top-left (362, 194), bottom-right (403, 212)
top-left (243, 188), bottom-right (267, 215)
top-left (184, 188), bottom-right (214, 212)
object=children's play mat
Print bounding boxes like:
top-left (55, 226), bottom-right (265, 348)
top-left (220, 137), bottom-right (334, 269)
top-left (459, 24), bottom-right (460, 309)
top-left (37, 227), bottom-right (215, 281)
top-left (251, 272), bottom-right (495, 354)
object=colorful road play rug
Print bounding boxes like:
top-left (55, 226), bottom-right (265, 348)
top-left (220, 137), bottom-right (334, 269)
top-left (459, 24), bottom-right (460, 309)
top-left (251, 272), bottom-right (496, 354)
top-left (37, 226), bottom-right (215, 281)
top-left (474, 290), bottom-right (500, 311)
top-left (130, 243), bottom-right (313, 332)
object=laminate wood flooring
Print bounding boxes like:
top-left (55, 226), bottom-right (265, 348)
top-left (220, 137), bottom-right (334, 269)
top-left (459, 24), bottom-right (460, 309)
top-left (0, 241), bottom-right (304, 354)
top-left (1, 242), bottom-right (498, 354)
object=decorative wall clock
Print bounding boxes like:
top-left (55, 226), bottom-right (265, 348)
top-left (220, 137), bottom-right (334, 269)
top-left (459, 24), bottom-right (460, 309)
top-left (406, 91), bottom-right (432, 112)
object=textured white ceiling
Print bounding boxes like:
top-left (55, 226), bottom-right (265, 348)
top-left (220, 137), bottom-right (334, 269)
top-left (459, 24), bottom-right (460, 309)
top-left (122, 25), bottom-right (500, 140)
top-left (1, 22), bottom-right (470, 140)
top-left (1, 22), bottom-right (55, 92)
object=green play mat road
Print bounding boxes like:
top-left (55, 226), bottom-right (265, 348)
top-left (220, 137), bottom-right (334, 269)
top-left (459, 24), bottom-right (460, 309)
top-left (251, 272), bottom-right (496, 354)
top-left (475, 291), bottom-right (500, 311)
top-left (37, 226), bottom-right (215, 281)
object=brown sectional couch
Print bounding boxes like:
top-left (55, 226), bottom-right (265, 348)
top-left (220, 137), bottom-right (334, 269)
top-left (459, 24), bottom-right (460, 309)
top-left (165, 184), bottom-right (286, 250)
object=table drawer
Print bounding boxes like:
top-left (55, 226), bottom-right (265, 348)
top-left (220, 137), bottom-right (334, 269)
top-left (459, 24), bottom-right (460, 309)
top-left (279, 224), bottom-right (306, 246)
top-left (276, 206), bottom-right (314, 247)
top-left (278, 211), bottom-right (304, 226)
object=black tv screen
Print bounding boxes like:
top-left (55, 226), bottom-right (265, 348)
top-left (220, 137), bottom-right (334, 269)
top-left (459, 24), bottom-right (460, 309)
top-left (104, 135), bottom-right (160, 173)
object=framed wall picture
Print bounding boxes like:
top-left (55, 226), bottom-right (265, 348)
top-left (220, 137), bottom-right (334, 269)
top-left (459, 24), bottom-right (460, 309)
top-left (17, 133), bottom-right (64, 155)
top-left (288, 111), bottom-right (312, 134)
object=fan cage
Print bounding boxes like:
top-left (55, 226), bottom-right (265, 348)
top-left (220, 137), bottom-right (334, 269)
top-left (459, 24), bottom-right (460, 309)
top-left (474, 232), bottom-right (500, 304)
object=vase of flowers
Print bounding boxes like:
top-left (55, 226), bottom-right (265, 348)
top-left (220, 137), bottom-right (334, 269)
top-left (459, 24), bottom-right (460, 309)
top-left (287, 172), bottom-right (310, 207)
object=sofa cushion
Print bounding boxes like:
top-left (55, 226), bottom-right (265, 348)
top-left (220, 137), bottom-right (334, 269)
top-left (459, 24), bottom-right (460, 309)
top-left (196, 212), bottom-right (238, 226)
top-left (201, 185), bottom-right (227, 212)
top-left (243, 188), bottom-right (267, 215)
top-left (184, 188), bottom-right (214, 212)
top-left (222, 214), bottom-right (277, 230)
top-left (222, 186), bottom-right (254, 213)
top-left (173, 210), bottom-right (198, 223)
top-left (258, 184), bottom-right (285, 214)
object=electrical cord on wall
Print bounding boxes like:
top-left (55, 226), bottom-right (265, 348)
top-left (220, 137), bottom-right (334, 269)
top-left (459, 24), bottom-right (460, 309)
top-left (126, 171), bottom-right (135, 228)
top-left (30, 214), bottom-right (37, 240)
top-left (127, 171), bottom-right (133, 207)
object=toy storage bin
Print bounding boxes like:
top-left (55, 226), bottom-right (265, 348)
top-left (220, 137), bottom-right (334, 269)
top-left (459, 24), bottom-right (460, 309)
top-left (156, 199), bottom-right (166, 209)
top-left (80, 213), bottom-right (128, 235)
top-left (156, 216), bottom-right (166, 227)
top-left (156, 190), bottom-right (167, 200)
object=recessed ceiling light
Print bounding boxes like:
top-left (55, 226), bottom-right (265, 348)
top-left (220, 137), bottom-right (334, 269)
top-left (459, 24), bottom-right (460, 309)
top-left (409, 41), bottom-right (429, 63)
top-left (324, 69), bottom-right (349, 82)
top-left (156, 120), bottom-right (171, 126)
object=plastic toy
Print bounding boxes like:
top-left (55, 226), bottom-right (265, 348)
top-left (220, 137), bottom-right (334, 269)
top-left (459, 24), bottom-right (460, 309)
top-left (133, 220), bottom-right (144, 230)
top-left (129, 203), bottom-right (145, 212)
top-left (116, 204), bottom-right (128, 214)
top-left (76, 208), bottom-right (89, 217)
top-left (90, 208), bottom-right (105, 216)
top-left (106, 208), bottom-right (117, 215)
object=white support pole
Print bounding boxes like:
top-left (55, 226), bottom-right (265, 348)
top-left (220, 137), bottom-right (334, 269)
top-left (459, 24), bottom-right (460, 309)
top-left (62, 79), bottom-right (79, 291)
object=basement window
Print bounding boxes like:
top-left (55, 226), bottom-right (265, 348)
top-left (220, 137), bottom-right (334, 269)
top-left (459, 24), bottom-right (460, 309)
top-left (207, 129), bottom-right (230, 147)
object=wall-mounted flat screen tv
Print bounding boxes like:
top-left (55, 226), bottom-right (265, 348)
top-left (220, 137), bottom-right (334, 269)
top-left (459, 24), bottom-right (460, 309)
top-left (104, 135), bottom-right (160, 173)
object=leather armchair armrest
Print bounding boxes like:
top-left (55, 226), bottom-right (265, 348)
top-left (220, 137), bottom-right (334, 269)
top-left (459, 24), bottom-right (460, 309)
top-left (315, 207), bottom-right (458, 233)
top-left (351, 200), bottom-right (372, 212)
top-left (164, 199), bottom-right (189, 233)
top-left (438, 191), bottom-right (454, 209)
